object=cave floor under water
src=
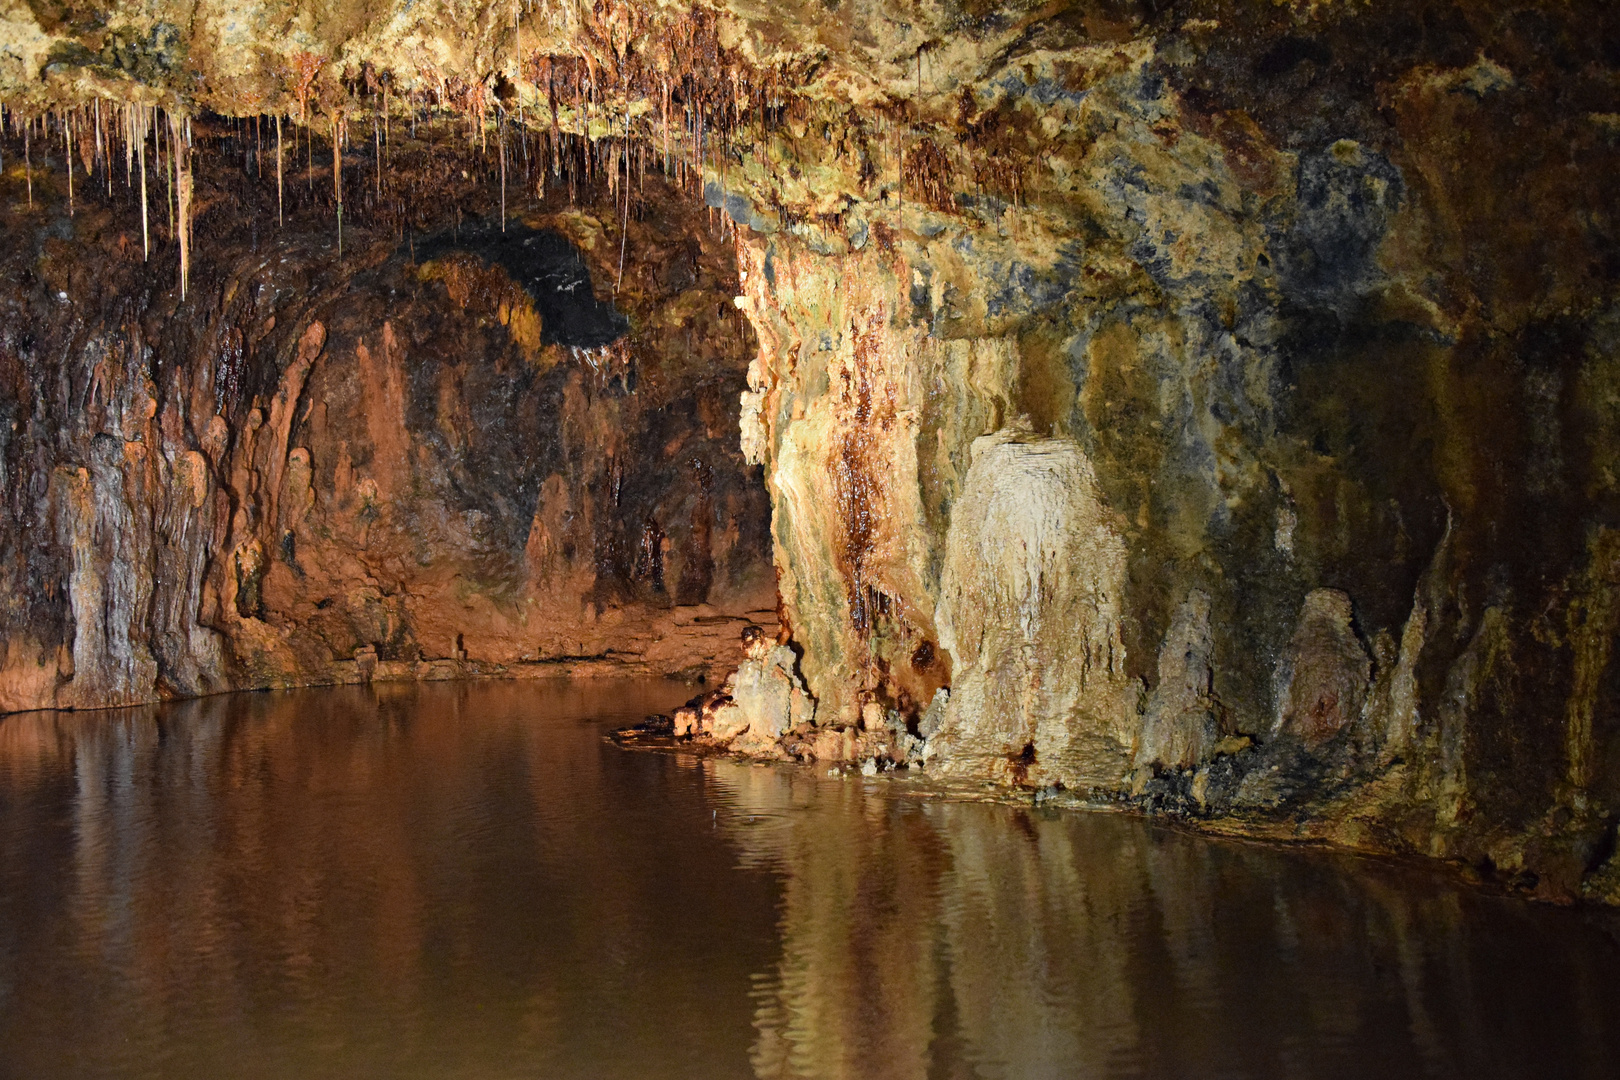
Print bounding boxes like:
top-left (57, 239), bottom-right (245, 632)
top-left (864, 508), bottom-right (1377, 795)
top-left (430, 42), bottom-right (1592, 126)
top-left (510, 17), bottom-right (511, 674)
top-left (1, 680), bottom-right (1617, 1079)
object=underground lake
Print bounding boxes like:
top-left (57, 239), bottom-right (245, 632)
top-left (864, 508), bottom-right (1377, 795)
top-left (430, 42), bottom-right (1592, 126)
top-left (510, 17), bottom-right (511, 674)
top-left (2, 681), bottom-right (1617, 1079)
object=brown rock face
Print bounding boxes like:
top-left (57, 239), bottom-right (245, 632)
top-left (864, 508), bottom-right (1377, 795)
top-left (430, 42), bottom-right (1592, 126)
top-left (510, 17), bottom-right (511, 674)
top-left (0, 133), bottom-right (774, 710)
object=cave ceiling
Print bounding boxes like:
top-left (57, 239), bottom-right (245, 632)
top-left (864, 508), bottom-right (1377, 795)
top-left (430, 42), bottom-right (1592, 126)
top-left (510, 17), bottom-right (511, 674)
top-left (3, 0), bottom-right (1128, 113)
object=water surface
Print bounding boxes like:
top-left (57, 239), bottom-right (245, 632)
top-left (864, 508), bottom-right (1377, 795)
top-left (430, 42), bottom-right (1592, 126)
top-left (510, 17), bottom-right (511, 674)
top-left (1, 681), bottom-right (1616, 1079)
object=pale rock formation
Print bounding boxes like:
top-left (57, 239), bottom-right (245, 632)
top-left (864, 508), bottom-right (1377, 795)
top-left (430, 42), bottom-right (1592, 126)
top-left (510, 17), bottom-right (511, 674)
top-left (672, 626), bottom-right (816, 751)
top-left (1271, 590), bottom-right (1373, 747)
top-left (1135, 591), bottom-right (1223, 770)
top-left (928, 429), bottom-right (1136, 788)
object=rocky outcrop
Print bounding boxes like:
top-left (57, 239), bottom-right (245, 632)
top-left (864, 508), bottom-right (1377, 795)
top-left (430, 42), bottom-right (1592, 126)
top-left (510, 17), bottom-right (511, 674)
top-left (717, 3), bottom-right (1620, 901)
top-left (669, 625), bottom-right (817, 752)
top-left (1135, 590), bottom-right (1222, 771)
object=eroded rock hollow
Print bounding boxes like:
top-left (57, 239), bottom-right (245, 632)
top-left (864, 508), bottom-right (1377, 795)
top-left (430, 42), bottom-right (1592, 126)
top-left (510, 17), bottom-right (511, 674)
top-left (4, 0), bottom-right (1620, 903)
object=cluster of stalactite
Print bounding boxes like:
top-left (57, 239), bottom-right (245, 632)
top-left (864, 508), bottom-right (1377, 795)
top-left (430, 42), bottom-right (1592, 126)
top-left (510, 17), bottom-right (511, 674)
top-left (2, 103), bottom-right (193, 293)
top-left (1, 67), bottom-right (773, 296)
top-left (1, 1), bottom-right (1042, 281)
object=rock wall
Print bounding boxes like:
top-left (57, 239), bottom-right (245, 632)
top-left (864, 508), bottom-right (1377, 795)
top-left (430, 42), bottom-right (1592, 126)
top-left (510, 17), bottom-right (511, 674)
top-left (715, 4), bottom-right (1620, 901)
top-left (0, 129), bottom-right (774, 712)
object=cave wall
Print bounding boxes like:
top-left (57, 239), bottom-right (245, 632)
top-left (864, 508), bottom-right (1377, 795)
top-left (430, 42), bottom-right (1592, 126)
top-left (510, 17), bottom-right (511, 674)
top-left (721, 4), bottom-right (1620, 899)
top-left (0, 130), bottom-right (774, 712)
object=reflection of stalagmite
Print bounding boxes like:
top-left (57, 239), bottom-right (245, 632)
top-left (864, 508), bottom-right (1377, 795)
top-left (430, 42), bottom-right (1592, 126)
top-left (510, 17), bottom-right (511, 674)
top-left (690, 753), bottom-right (1620, 1079)
top-left (702, 760), bottom-right (941, 1080)
top-left (932, 803), bottom-right (1147, 1076)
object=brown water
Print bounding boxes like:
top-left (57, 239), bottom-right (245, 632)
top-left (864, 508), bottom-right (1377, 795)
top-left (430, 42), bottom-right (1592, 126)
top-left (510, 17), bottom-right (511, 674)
top-left (1, 681), bottom-right (1617, 1079)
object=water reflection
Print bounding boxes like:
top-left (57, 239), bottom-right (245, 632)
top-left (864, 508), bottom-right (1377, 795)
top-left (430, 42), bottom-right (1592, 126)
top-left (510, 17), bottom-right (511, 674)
top-left (701, 759), bottom-right (1620, 1080)
top-left (0, 683), bottom-right (779, 1080)
top-left (1, 683), bottom-right (1617, 1079)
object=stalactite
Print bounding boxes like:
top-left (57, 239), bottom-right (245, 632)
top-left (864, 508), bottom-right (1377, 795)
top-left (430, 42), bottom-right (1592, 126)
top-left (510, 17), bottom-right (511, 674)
top-left (165, 117), bottom-right (174, 239)
top-left (548, 59), bottom-right (561, 177)
top-left (97, 101), bottom-right (109, 196)
top-left (77, 106), bottom-right (93, 177)
top-left (616, 106), bottom-right (629, 292)
top-left (332, 111), bottom-right (345, 258)
top-left (277, 114), bottom-right (284, 226)
top-left (138, 107), bottom-right (148, 260)
top-left (65, 110), bottom-right (74, 216)
top-left (169, 112), bottom-right (191, 299)
top-left (519, 104), bottom-right (530, 190)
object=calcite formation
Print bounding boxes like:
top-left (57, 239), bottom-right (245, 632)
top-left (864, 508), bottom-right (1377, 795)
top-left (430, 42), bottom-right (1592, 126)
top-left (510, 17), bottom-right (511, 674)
top-left (5, 0), bottom-right (1620, 902)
